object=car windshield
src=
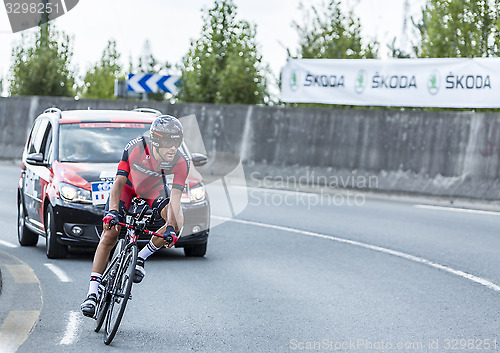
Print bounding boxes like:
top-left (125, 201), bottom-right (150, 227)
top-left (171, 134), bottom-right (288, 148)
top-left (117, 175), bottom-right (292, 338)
top-left (59, 122), bottom-right (150, 163)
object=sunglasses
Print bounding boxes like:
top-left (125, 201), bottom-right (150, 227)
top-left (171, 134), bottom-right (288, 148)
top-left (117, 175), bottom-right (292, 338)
top-left (153, 139), bottom-right (182, 149)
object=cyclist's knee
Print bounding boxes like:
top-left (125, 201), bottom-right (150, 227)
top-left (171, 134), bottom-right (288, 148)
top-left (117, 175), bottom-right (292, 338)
top-left (160, 205), bottom-right (169, 220)
top-left (100, 229), bottom-right (119, 246)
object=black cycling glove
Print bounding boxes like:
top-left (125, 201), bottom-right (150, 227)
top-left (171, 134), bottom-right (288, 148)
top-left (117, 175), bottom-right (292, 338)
top-left (103, 210), bottom-right (120, 227)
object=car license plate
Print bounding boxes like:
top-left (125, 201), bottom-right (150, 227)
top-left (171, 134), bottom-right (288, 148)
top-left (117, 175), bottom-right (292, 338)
top-left (91, 181), bottom-right (114, 206)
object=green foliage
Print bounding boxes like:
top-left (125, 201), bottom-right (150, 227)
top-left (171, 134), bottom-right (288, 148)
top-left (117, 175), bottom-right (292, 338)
top-left (179, 0), bottom-right (267, 104)
top-left (9, 23), bottom-right (75, 96)
top-left (387, 38), bottom-right (412, 58)
top-left (81, 40), bottom-right (122, 99)
top-left (417, 0), bottom-right (500, 57)
top-left (136, 40), bottom-right (171, 74)
top-left (286, 0), bottom-right (377, 108)
top-left (292, 0), bottom-right (378, 59)
top-left (132, 40), bottom-right (171, 101)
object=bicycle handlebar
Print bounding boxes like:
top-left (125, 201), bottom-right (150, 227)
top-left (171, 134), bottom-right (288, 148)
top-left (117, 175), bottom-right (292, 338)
top-left (116, 221), bottom-right (176, 244)
top-left (108, 198), bottom-right (176, 243)
top-left (121, 205), bottom-right (154, 218)
top-left (116, 222), bottom-right (162, 238)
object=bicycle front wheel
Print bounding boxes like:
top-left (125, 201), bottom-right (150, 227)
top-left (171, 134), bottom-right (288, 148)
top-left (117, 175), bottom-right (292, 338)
top-left (95, 239), bottom-right (125, 333)
top-left (104, 243), bottom-right (137, 345)
top-left (94, 280), bottom-right (110, 333)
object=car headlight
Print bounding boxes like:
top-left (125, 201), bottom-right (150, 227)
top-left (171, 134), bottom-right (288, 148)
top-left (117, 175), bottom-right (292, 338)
top-left (59, 183), bottom-right (92, 204)
top-left (182, 183), bottom-right (205, 204)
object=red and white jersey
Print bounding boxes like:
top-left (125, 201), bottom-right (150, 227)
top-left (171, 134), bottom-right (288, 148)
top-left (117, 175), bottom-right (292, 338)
top-left (116, 136), bottom-right (190, 200)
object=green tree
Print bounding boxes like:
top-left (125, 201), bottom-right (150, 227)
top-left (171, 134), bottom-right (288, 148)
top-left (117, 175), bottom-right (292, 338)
top-left (292, 0), bottom-right (378, 59)
top-left (9, 23), bottom-right (75, 96)
top-left (130, 40), bottom-right (172, 101)
top-left (136, 40), bottom-right (170, 74)
top-left (417, 0), bottom-right (500, 57)
top-left (179, 0), bottom-right (267, 104)
top-left (81, 40), bottom-right (122, 99)
top-left (387, 37), bottom-right (412, 58)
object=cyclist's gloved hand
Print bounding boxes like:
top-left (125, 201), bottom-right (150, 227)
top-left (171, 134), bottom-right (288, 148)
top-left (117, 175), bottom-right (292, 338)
top-left (103, 210), bottom-right (120, 228)
top-left (163, 225), bottom-right (178, 247)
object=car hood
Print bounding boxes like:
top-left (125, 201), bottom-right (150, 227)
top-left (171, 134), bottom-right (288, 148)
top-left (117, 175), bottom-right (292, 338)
top-left (53, 161), bottom-right (204, 190)
top-left (53, 162), bottom-right (117, 190)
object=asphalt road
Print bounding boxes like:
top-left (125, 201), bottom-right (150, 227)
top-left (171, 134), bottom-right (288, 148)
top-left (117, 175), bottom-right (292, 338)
top-left (0, 162), bottom-right (499, 353)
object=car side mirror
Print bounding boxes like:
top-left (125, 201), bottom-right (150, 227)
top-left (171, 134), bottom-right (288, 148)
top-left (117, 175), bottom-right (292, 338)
top-left (26, 152), bottom-right (46, 166)
top-left (191, 153), bottom-right (208, 167)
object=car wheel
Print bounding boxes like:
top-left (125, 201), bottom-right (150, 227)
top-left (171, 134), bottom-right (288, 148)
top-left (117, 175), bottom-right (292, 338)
top-left (183, 242), bottom-right (207, 257)
top-left (45, 205), bottom-right (68, 259)
top-left (17, 199), bottom-right (38, 246)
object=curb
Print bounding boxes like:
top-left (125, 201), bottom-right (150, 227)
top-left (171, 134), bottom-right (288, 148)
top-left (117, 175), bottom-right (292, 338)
top-left (0, 249), bottom-right (42, 353)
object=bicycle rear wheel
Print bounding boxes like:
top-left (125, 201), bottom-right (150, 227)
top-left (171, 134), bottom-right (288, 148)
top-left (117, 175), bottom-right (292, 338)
top-left (104, 243), bottom-right (137, 345)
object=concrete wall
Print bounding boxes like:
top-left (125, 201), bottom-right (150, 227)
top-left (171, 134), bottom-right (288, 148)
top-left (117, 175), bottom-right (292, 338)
top-left (1, 96), bottom-right (499, 200)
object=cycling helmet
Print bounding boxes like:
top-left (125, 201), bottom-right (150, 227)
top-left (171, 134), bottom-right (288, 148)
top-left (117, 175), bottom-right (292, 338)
top-left (150, 115), bottom-right (183, 148)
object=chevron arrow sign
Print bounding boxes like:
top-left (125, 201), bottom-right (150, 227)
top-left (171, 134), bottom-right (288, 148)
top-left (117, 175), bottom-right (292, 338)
top-left (127, 74), bottom-right (181, 94)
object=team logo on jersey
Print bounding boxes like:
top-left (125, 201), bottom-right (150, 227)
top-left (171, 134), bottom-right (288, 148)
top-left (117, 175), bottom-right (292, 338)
top-left (132, 164), bottom-right (163, 178)
top-left (159, 162), bottom-right (173, 169)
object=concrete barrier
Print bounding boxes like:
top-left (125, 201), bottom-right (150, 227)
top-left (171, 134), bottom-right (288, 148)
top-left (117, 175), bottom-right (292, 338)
top-left (0, 96), bottom-right (499, 200)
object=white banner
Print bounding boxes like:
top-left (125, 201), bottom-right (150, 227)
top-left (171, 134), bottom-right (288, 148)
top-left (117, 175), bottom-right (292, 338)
top-left (281, 58), bottom-right (500, 108)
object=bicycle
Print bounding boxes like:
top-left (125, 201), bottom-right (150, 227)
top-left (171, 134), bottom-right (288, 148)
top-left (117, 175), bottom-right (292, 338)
top-left (93, 198), bottom-right (175, 345)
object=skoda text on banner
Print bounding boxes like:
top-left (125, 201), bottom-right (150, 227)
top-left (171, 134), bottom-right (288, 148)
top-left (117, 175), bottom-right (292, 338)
top-left (281, 58), bottom-right (500, 108)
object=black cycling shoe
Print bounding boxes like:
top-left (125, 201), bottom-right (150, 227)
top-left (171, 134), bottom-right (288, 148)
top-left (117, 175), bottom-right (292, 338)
top-left (81, 293), bottom-right (97, 318)
top-left (134, 257), bottom-right (145, 283)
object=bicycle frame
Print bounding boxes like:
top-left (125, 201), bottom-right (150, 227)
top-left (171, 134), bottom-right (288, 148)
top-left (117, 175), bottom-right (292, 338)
top-left (94, 198), bottom-right (166, 344)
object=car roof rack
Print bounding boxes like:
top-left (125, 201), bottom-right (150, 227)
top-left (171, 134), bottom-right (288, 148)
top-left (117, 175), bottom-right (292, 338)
top-left (132, 108), bottom-right (163, 116)
top-left (44, 107), bottom-right (62, 118)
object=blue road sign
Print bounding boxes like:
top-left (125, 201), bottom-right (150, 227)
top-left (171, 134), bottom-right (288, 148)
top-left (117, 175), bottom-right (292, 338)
top-left (127, 74), bottom-right (181, 94)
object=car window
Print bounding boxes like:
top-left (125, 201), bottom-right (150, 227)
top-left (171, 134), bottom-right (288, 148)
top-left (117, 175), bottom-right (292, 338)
top-left (59, 122), bottom-right (152, 163)
top-left (42, 124), bottom-right (53, 163)
top-left (27, 119), bottom-right (45, 154)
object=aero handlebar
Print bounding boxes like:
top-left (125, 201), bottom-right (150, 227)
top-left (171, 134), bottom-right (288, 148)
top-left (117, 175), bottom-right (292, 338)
top-left (117, 222), bottom-right (164, 239)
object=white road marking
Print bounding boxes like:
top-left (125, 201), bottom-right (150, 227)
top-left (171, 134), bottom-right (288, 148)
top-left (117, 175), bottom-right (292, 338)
top-left (213, 216), bottom-right (500, 293)
top-left (59, 311), bottom-right (81, 345)
top-left (0, 311), bottom-right (40, 353)
top-left (415, 204), bottom-right (500, 216)
top-left (0, 240), bottom-right (17, 248)
top-left (44, 263), bottom-right (72, 282)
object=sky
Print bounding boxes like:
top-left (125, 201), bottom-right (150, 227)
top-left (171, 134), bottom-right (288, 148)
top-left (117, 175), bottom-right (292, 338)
top-left (0, 0), bottom-right (427, 95)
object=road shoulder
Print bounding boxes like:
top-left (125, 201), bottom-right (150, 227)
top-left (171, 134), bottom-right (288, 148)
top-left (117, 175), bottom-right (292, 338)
top-left (0, 249), bottom-right (42, 353)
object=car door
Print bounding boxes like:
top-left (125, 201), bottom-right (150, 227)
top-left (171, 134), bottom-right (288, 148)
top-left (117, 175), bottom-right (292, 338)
top-left (24, 118), bottom-right (52, 230)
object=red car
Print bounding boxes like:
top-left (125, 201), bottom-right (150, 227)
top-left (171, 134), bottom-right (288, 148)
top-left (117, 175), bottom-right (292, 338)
top-left (17, 108), bottom-right (210, 258)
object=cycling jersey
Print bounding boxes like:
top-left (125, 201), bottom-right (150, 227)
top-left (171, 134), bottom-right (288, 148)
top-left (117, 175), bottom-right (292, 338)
top-left (115, 136), bottom-right (190, 210)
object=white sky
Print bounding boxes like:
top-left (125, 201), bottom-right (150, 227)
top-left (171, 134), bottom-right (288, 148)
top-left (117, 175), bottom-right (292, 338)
top-left (0, 0), bottom-right (426, 94)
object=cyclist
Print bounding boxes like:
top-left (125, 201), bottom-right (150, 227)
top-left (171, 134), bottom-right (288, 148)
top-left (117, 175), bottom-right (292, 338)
top-left (81, 115), bottom-right (189, 317)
